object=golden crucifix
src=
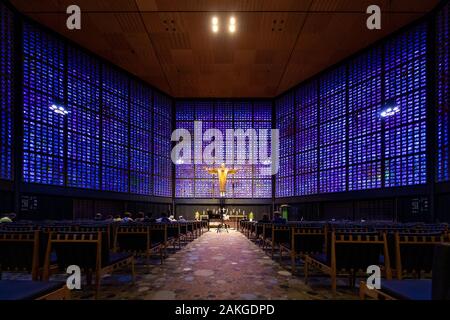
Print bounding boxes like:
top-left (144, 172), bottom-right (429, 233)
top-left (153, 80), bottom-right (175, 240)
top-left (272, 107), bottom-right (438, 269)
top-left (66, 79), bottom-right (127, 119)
top-left (206, 163), bottom-right (238, 197)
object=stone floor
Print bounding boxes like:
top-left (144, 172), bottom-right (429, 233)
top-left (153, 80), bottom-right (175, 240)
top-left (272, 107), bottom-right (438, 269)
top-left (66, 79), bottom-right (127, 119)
top-left (3, 229), bottom-right (359, 300)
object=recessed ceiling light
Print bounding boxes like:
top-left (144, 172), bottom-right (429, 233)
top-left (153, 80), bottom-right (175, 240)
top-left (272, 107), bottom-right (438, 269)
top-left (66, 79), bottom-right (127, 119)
top-left (212, 25), bottom-right (219, 33)
top-left (230, 17), bottom-right (236, 25)
top-left (229, 24), bottom-right (236, 33)
top-left (212, 17), bottom-right (218, 25)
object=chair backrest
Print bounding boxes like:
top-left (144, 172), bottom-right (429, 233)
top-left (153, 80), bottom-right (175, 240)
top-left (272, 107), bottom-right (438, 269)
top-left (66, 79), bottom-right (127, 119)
top-left (0, 231), bottom-right (40, 279)
top-left (167, 223), bottom-right (180, 239)
top-left (262, 224), bottom-right (272, 239)
top-left (149, 224), bottom-right (167, 247)
top-left (44, 232), bottom-right (104, 276)
top-left (78, 224), bottom-right (111, 249)
top-left (114, 225), bottom-right (150, 253)
top-left (395, 232), bottom-right (447, 279)
top-left (332, 232), bottom-right (390, 274)
top-left (292, 226), bottom-right (326, 255)
top-left (432, 243), bottom-right (450, 300)
top-left (271, 225), bottom-right (291, 245)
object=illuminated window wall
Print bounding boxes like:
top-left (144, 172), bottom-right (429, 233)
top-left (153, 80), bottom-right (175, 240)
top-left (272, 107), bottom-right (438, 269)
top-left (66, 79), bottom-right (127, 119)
top-left (276, 22), bottom-right (429, 197)
top-left (175, 100), bottom-right (272, 198)
top-left (437, 3), bottom-right (449, 182)
top-left (0, 3), bottom-right (13, 181)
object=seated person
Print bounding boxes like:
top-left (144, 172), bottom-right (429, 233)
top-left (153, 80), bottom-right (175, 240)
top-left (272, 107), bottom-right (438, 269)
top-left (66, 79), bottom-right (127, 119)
top-left (104, 215), bottom-right (114, 222)
top-left (258, 214), bottom-right (270, 223)
top-left (135, 212), bottom-right (146, 223)
top-left (122, 212), bottom-right (134, 223)
top-left (156, 212), bottom-right (171, 223)
top-left (113, 215), bottom-right (122, 222)
top-left (272, 212), bottom-right (286, 224)
top-left (178, 216), bottom-right (187, 222)
top-left (0, 213), bottom-right (15, 224)
top-left (168, 215), bottom-right (176, 222)
top-left (93, 213), bottom-right (103, 221)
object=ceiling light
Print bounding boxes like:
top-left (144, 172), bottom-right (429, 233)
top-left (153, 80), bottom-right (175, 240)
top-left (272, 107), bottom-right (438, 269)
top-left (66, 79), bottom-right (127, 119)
top-left (230, 17), bottom-right (236, 25)
top-left (212, 17), bottom-right (219, 25)
top-left (229, 24), bottom-right (236, 33)
top-left (212, 24), bottom-right (219, 33)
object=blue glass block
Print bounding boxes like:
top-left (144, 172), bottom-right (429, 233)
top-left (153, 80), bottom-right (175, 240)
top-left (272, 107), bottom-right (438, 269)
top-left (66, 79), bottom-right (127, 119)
top-left (234, 165), bottom-right (253, 179)
top-left (22, 152), bottom-right (64, 185)
top-left (176, 164), bottom-right (195, 179)
top-left (176, 121), bottom-right (194, 132)
top-left (68, 48), bottom-right (100, 86)
top-left (131, 127), bottom-right (151, 152)
top-left (385, 154), bottom-right (427, 187)
top-left (296, 81), bottom-right (317, 109)
top-left (154, 176), bottom-right (171, 197)
top-left (296, 173), bottom-right (317, 196)
top-left (279, 156), bottom-right (294, 178)
top-left (296, 150), bottom-right (317, 174)
top-left (349, 106), bottom-right (382, 139)
top-left (296, 127), bottom-right (317, 153)
top-left (233, 179), bottom-right (253, 198)
top-left (176, 179), bottom-right (194, 198)
top-left (319, 168), bottom-right (346, 193)
top-left (253, 101), bottom-right (272, 121)
top-left (349, 76), bottom-right (382, 113)
top-left (320, 65), bottom-right (347, 97)
top-left (23, 119), bottom-right (64, 157)
top-left (102, 167), bottom-right (129, 192)
top-left (276, 176), bottom-right (294, 198)
top-left (130, 150), bottom-right (152, 173)
top-left (296, 104), bottom-right (317, 131)
top-left (130, 172), bottom-right (152, 195)
top-left (23, 57), bottom-right (64, 99)
top-left (154, 156), bottom-right (172, 178)
top-left (253, 179), bottom-right (272, 198)
top-left (103, 91), bottom-right (128, 121)
top-left (67, 132), bottom-right (100, 163)
top-left (154, 134), bottom-right (171, 156)
top-left (348, 47), bottom-right (382, 87)
top-left (68, 76), bottom-right (100, 112)
top-left (195, 164), bottom-right (211, 179)
top-left (102, 117), bottom-right (128, 145)
top-left (280, 135), bottom-right (294, 157)
top-left (234, 101), bottom-right (252, 121)
top-left (385, 23), bottom-right (427, 70)
top-left (214, 100), bottom-right (233, 121)
top-left (276, 92), bottom-right (294, 119)
top-left (320, 90), bottom-right (346, 122)
top-left (320, 142), bottom-right (346, 170)
top-left (278, 115), bottom-right (295, 138)
top-left (349, 133), bottom-right (381, 164)
top-left (195, 179), bottom-right (214, 198)
top-left (154, 92), bottom-right (172, 118)
top-left (102, 142), bottom-right (128, 169)
top-left (0, 3), bottom-right (14, 78)
top-left (436, 3), bottom-right (449, 182)
top-left (154, 113), bottom-right (172, 138)
top-left (67, 161), bottom-right (100, 190)
top-left (176, 101), bottom-right (195, 120)
top-left (349, 162), bottom-right (381, 191)
top-left (385, 57), bottom-right (427, 99)
top-left (23, 23), bottom-right (64, 69)
top-left (102, 66), bottom-right (128, 97)
top-left (320, 118), bottom-right (346, 145)
top-left (385, 121), bottom-right (427, 158)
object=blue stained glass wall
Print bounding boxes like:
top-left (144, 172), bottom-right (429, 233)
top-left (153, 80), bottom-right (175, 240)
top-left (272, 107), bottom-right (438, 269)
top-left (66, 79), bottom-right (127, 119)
top-left (175, 100), bottom-right (272, 198)
top-left (0, 3), bottom-right (13, 181)
top-left (277, 22), bottom-right (429, 197)
top-left (437, 3), bottom-right (449, 182)
top-left (23, 23), bottom-right (65, 185)
top-left (154, 92), bottom-right (172, 197)
top-left (67, 48), bottom-right (101, 189)
top-left (19, 21), bottom-right (172, 197)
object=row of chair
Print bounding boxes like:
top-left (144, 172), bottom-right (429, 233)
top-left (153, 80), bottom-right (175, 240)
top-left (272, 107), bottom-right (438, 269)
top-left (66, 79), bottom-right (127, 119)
top-left (240, 221), bottom-right (450, 296)
top-left (0, 220), bottom-right (206, 299)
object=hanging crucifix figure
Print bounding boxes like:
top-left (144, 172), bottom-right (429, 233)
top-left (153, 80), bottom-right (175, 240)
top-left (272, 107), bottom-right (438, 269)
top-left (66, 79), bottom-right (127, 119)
top-left (206, 163), bottom-right (238, 197)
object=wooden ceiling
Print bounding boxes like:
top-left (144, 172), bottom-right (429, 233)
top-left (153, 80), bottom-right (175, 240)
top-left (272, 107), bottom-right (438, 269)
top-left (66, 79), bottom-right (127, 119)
top-left (9, 0), bottom-right (439, 98)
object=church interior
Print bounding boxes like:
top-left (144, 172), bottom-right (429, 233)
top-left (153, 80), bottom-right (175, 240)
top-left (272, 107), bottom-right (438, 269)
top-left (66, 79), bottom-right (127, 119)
top-left (0, 0), bottom-right (449, 302)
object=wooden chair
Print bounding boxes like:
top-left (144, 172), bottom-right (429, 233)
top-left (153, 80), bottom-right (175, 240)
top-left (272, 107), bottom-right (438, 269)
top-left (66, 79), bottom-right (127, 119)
top-left (114, 225), bottom-right (161, 268)
top-left (167, 223), bottom-right (183, 250)
top-left (394, 232), bottom-right (448, 279)
top-left (44, 231), bottom-right (135, 298)
top-left (304, 231), bottom-right (391, 295)
top-left (0, 230), bottom-right (40, 280)
top-left (281, 226), bottom-right (327, 273)
top-left (266, 225), bottom-right (291, 259)
top-left (0, 280), bottom-right (71, 300)
top-left (149, 224), bottom-right (171, 262)
top-left (259, 224), bottom-right (272, 249)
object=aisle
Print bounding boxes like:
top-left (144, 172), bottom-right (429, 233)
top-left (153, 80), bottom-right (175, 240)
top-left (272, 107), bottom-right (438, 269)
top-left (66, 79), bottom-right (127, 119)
top-left (75, 230), bottom-right (356, 299)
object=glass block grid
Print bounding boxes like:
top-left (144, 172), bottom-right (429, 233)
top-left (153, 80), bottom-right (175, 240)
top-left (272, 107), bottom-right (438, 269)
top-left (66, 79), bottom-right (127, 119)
top-left (0, 3), bottom-right (13, 180)
top-left (176, 100), bottom-right (273, 198)
top-left (437, 3), bottom-right (450, 182)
